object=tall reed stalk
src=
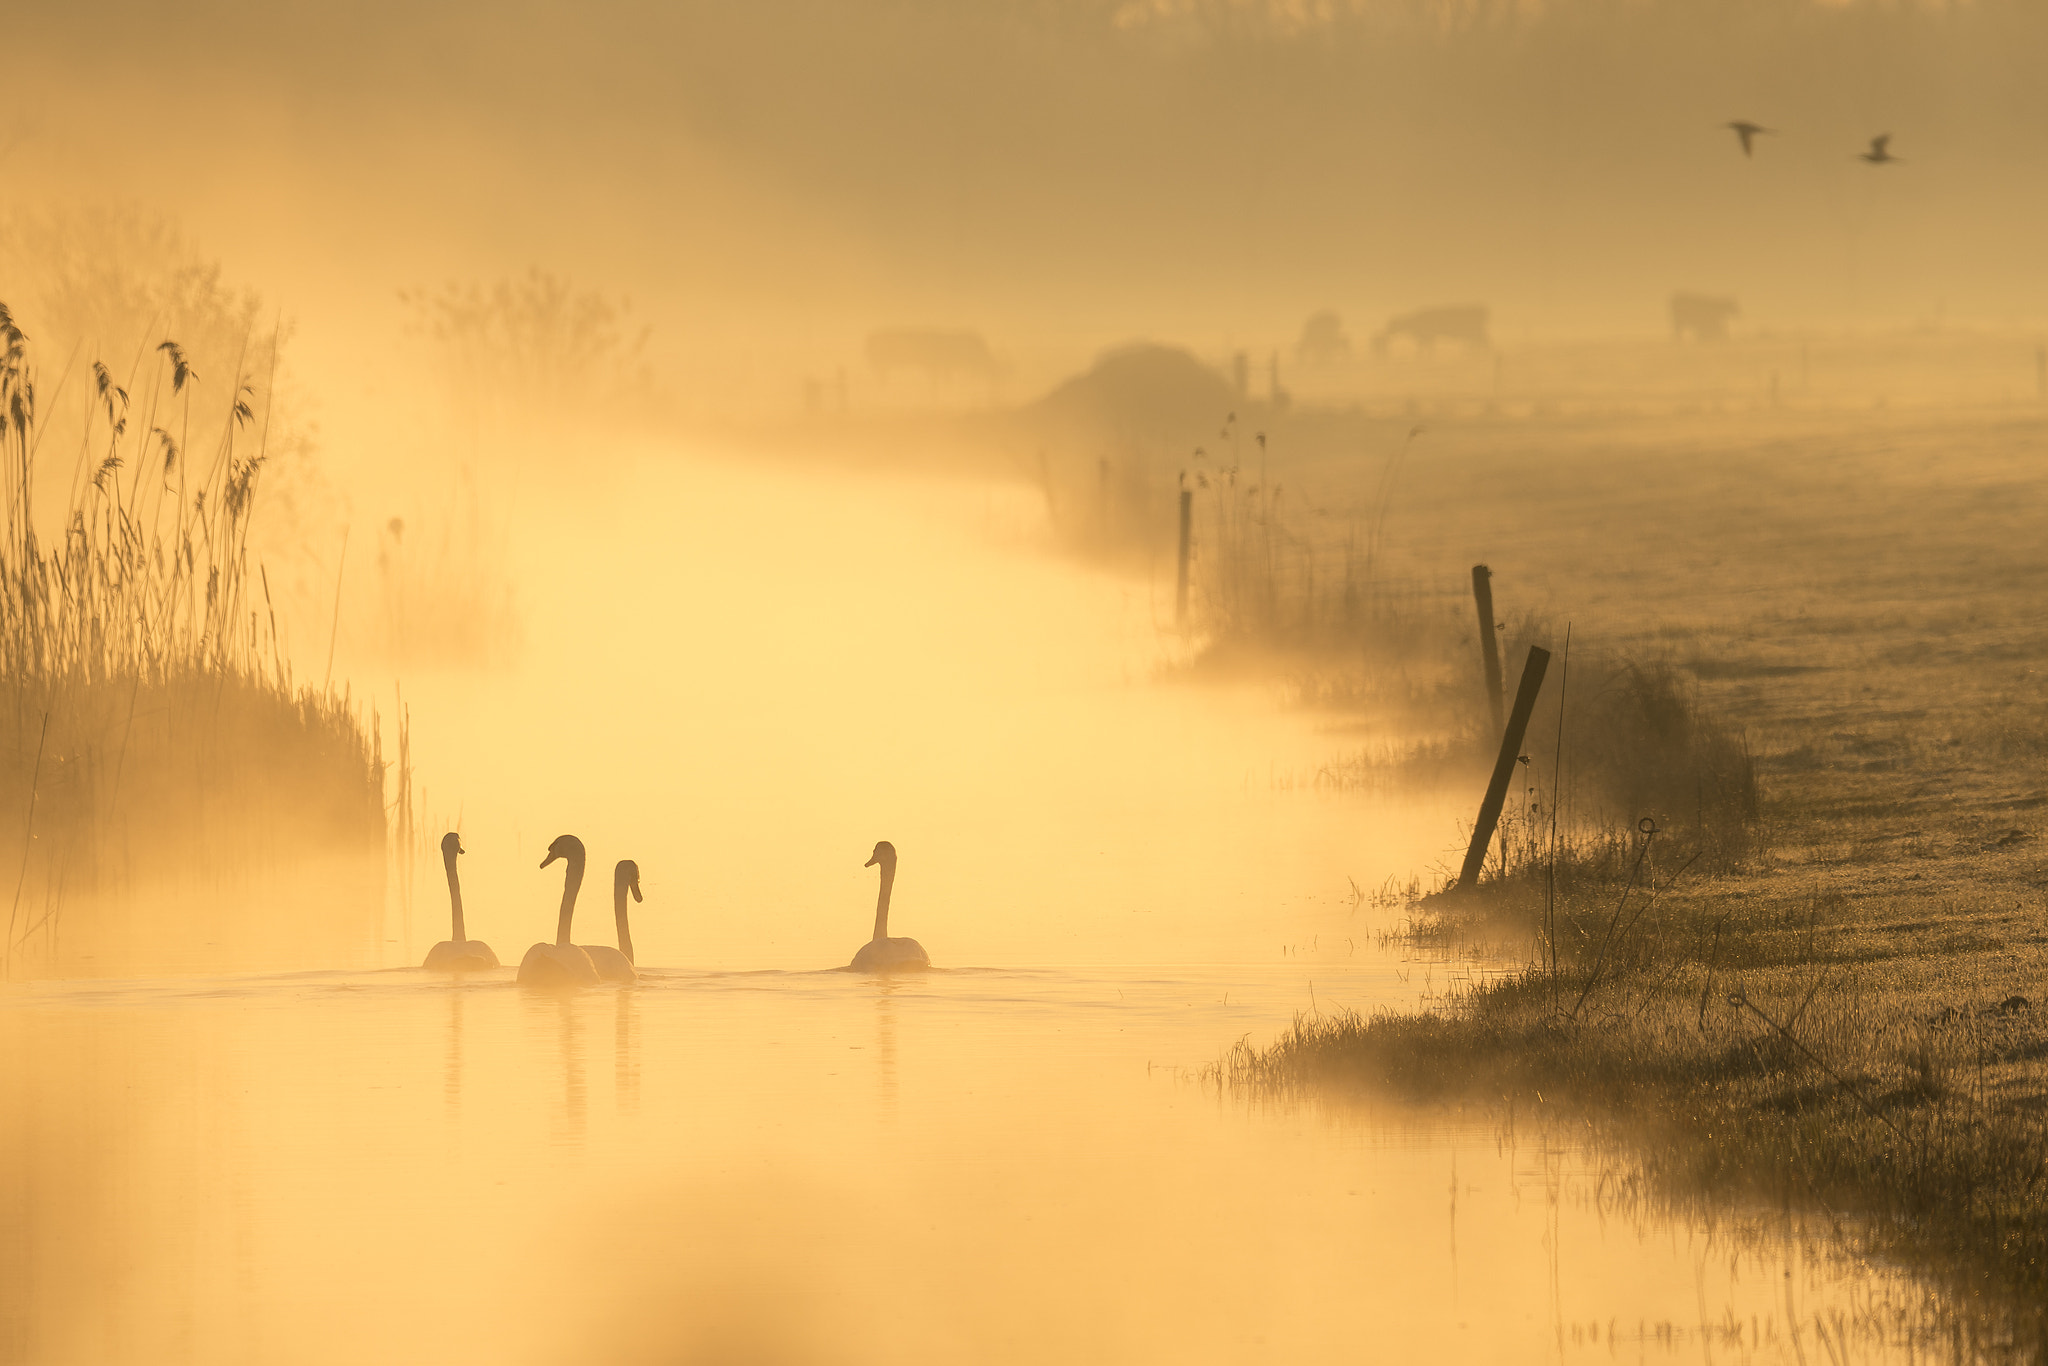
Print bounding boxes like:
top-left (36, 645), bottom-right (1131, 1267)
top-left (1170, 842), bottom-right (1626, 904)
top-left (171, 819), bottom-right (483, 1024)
top-left (0, 302), bottom-right (383, 971)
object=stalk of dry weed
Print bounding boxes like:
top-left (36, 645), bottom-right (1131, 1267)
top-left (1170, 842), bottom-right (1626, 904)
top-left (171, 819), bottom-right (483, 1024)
top-left (0, 303), bottom-right (383, 970)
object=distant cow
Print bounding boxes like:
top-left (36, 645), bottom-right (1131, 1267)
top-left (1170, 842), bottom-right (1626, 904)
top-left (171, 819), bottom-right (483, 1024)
top-left (1670, 293), bottom-right (1740, 342)
top-left (1295, 309), bottom-right (1353, 365)
top-left (864, 328), bottom-right (999, 386)
top-left (1373, 306), bottom-right (1490, 356)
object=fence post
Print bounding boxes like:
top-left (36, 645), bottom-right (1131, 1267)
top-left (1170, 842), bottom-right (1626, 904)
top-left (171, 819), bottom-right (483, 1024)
top-left (1471, 564), bottom-right (1505, 736)
top-left (1457, 645), bottom-right (1552, 892)
top-left (1175, 485), bottom-right (1193, 625)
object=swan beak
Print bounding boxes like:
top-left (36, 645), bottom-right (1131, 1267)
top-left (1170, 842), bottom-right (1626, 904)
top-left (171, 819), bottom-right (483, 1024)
top-left (455, 839), bottom-right (465, 856)
top-left (863, 853), bottom-right (879, 867)
top-left (540, 852), bottom-right (559, 869)
top-left (630, 880), bottom-right (643, 902)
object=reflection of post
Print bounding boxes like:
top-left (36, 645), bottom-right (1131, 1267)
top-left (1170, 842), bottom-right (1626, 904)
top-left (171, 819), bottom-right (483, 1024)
top-left (1097, 458), bottom-right (1111, 541)
top-left (615, 989), bottom-right (639, 1114)
top-left (875, 984), bottom-right (899, 1120)
top-left (1457, 645), bottom-right (1552, 891)
top-left (1175, 483), bottom-right (1193, 626)
top-left (1471, 565), bottom-right (1505, 737)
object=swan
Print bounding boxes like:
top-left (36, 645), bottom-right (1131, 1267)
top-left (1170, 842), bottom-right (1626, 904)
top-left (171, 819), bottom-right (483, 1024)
top-left (423, 832), bottom-right (499, 972)
top-left (518, 835), bottom-right (601, 987)
top-left (578, 859), bottom-right (640, 983)
top-left (850, 840), bottom-right (929, 971)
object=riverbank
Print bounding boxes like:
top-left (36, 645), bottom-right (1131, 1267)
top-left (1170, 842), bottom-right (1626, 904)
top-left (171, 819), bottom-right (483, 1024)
top-left (1219, 766), bottom-right (2048, 1349)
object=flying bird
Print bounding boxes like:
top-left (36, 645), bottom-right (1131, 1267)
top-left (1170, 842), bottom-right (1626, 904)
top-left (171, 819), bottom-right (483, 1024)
top-left (1726, 121), bottom-right (1774, 157)
top-left (1861, 134), bottom-right (1900, 164)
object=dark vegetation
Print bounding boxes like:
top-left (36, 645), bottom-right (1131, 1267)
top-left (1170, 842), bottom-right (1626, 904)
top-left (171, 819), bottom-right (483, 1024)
top-left (0, 303), bottom-right (384, 972)
top-left (399, 268), bottom-right (661, 434)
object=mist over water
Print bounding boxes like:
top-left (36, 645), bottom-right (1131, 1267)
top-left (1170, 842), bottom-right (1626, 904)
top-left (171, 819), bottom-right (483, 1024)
top-left (374, 443), bottom-right (1450, 972)
top-left (0, 964), bottom-right (1963, 1364)
top-left (0, 437), bottom-right (1988, 1363)
top-left (2, 0), bottom-right (2041, 1358)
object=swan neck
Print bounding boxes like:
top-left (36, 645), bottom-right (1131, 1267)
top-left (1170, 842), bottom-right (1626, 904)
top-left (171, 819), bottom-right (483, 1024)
top-left (613, 881), bottom-right (635, 964)
top-left (444, 847), bottom-right (466, 942)
top-left (872, 862), bottom-right (895, 942)
top-left (556, 854), bottom-right (585, 947)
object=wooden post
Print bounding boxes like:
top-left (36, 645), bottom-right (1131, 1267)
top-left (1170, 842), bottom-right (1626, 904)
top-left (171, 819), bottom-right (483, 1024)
top-left (1175, 486), bottom-right (1193, 625)
top-left (1471, 564), bottom-right (1505, 736)
top-left (1456, 645), bottom-right (1552, 892)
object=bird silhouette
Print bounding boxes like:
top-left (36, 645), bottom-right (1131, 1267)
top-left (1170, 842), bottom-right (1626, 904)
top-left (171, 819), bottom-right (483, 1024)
top-left (519, 835), bottom-right (601, 987)
top-left (1861, 134), bottom-right (1900, 165)
top-left (423, 832), bottom-right (498, 972)
top-left (1726, 121), bottom-right (1773, 157)
top-left (849, 841), bottom-right (929, 972)
top-left (578, 859), bottom-right (639, 983)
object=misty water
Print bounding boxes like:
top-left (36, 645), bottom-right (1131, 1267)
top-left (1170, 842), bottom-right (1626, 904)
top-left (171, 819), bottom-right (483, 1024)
top-left (0, 449), bottom-right (1967, 1363)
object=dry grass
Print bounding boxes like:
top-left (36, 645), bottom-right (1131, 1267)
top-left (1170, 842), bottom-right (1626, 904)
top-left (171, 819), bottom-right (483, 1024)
top-left (1215, 850), bottom-right (2048, 1353)
top-left (1203, 402), bottom-right (2048, 1349)
top-left (0, 302), bottom-right (384, 972)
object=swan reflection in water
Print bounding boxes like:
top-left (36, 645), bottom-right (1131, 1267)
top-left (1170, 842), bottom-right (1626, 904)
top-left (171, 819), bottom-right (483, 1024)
top-left (615, 986), bottom-right (640, 1115)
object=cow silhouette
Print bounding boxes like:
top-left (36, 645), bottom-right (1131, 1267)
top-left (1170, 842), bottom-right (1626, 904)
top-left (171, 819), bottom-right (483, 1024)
top-left (865, 328), bottom-right (1000, 387)
top-left (1373, 306), bottom-right (1489, 356)
top-left (1295, 310), bottom-right (1352, 365)
top-left (1670, 293), bottom-right (1740, 342)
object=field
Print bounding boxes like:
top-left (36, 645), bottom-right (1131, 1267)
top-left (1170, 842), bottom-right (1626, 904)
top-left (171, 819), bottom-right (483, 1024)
top-left (1194, 387), bottom-right (2048, 1352)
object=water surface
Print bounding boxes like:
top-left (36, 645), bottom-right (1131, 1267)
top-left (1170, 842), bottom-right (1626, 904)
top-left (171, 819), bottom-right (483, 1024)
top-left (0, 448), bottom-right (1976, 1362)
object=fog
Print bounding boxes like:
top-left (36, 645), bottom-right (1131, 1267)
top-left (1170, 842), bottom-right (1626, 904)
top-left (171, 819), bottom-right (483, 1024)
top-left (3, 1), bottom-right (2043, 1360)
top-left (14, 2), bottom-right (2048, 366)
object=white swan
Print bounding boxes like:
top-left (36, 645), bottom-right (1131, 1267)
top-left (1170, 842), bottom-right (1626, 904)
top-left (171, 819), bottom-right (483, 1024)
top-left (423, 832), bottom-right (499, 972)
top-left (518, 835), bottom-right (601, 987)
top-left (579, 859), bottom-right (639, 983)
top-left (850, 840), bottom-right (929, 971)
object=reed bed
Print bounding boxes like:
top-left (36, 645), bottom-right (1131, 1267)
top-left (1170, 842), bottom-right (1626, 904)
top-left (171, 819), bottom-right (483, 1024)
top-left (0, 303), bottom-right (383, 971)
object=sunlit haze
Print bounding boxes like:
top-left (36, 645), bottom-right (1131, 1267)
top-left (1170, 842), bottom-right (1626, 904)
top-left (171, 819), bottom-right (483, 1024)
top-left (3, 3), bottom-right (2045, 1361)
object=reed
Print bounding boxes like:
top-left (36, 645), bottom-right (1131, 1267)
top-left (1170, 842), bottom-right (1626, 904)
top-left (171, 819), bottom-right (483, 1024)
top-left (0, 303), bottom-right (383, 970)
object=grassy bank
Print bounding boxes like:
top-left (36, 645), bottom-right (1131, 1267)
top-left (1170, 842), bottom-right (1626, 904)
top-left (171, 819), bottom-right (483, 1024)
top-left (1220, 681), bottom-right (2048, 1352)
top-left (1184, 393), bottom-right (2048, 1347)
top-left (1, 303), bottom-right (385, 972)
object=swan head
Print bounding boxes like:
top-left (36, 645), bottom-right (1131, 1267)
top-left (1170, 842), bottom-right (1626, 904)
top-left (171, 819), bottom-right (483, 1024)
top-left (441, 831), bottom-right (464, 859)
top-left (615, 859), bottom-right (642, 902)
top-left (540, 834), bottom-right (586, 869)
top-left (864, 840), bottom-right (897, 869)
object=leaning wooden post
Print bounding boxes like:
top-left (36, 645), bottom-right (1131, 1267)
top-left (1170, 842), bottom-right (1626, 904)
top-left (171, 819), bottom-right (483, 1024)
top-left (1456, 645), bottom-right (1552, 892)
top-left (1175, 483), bottom-right (1193, 625)
top-left (1471, 564), bottom-right (1505, 736)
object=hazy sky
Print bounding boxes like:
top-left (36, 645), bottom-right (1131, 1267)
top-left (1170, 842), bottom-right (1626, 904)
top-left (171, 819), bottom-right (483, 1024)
top-left (11, 0), bottom-right (2048, 350)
